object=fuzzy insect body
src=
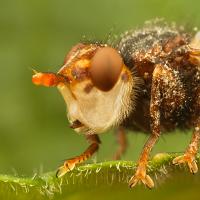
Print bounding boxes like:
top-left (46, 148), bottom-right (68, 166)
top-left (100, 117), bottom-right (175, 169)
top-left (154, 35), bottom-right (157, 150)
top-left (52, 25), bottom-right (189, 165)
top-left (118, 21), bottom-right (200, 133)
top-left (32, 20), bottom-right (200, 188)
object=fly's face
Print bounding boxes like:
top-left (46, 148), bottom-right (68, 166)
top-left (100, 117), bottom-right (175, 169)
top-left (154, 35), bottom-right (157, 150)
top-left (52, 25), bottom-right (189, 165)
top-left (32, 43), bottom-right (135, 134)
top-left (57, 44), bottom-right (135, 134)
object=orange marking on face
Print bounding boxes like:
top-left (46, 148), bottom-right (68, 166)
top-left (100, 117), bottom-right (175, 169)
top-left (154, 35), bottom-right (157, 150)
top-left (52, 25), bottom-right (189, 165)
top-left (61, 59), bottom-right (91, 87)
top-left (32, 72), bottom-right (67, 87)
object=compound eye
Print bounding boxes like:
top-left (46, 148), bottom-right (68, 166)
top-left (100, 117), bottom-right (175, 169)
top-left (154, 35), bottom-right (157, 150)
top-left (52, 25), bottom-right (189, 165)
top-left (90, 47), bottom-right (123, 91)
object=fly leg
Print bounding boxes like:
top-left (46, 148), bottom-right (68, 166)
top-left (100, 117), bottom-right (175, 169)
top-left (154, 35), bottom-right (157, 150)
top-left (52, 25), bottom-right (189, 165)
top-left (173, 87), bottom-right (200, 173)
top-left (129, 64), bottom-right (163, 188)
top-left (113, 126), bottom-right (127, 160)
top-left (56, 134), bottom-right (101, 178)
top-left (173, 120), bottom-right (200, 174)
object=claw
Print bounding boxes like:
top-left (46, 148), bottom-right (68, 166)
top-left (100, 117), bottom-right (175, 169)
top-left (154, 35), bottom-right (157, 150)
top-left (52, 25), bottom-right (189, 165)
top-left (172, 154), bottom-right (198, 174)
top-left (56, 166), bottom-right (69, 178)
top-left (143, 175), bottom-right (154, 189)
top-left (129, 172), bottom-right (154, 189)
top-left (188, 160), bottom-right (198, 174)
top-left (56, 160), bottom-right (76, 178)
top-left (129, 176), bottom-right (139, 188)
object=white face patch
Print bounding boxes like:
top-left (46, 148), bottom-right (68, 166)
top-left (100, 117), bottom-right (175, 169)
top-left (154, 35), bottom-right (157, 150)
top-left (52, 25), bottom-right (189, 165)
top-left (57, 72), bottom-right (134, 134)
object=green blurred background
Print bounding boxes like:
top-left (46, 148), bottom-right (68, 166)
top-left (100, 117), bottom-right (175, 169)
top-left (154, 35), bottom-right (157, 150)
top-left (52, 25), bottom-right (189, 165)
top-left (0, 0), bottom-right (199, 186)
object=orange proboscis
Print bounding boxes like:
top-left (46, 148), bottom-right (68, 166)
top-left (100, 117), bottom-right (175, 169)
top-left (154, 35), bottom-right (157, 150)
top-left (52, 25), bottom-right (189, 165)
top-left (32, 72), bottom-right (67, 87)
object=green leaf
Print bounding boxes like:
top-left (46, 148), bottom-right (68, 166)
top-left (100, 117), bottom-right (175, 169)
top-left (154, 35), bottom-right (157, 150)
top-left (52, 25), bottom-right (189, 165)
top-left (0, 153), bottom-right (200, 200)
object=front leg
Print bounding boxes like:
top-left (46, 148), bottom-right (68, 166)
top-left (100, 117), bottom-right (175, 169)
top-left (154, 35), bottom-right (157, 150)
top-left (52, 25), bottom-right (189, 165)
top-left (56, 134), bottom-right (101, 178)
top-left (129, 65), bottom-right (162, 188)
